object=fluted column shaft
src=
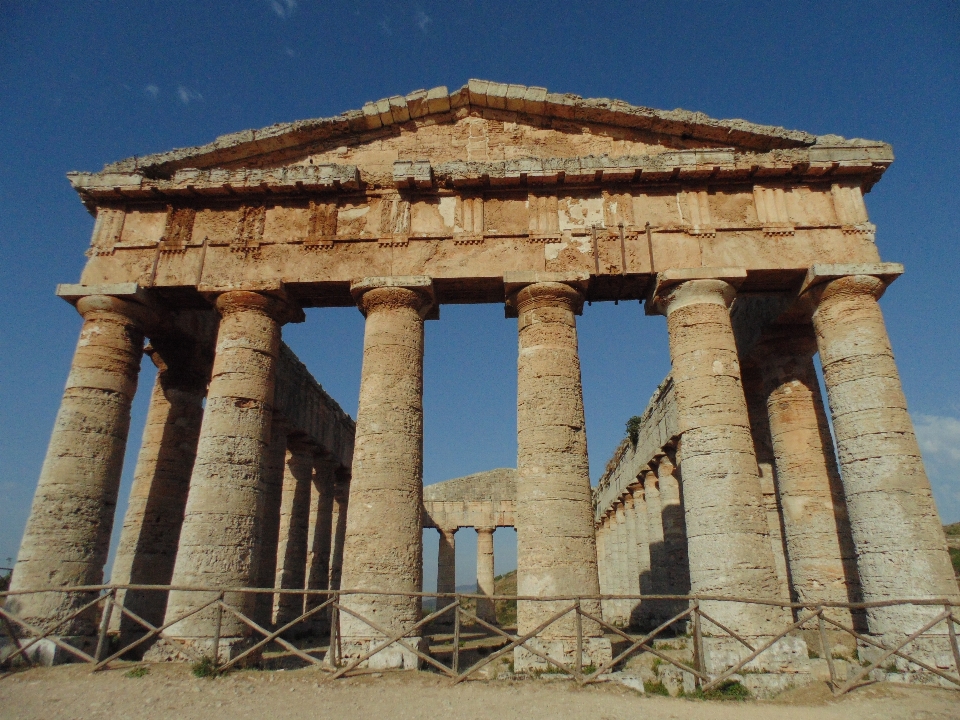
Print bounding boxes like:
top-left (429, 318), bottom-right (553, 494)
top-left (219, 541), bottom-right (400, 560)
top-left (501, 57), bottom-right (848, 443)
top-left (9, 296), bottom-right (149, 636)
top-left (338, 281), bottom-right (430, 666)
top-left (809, 275), bottom-right (958, 634)
top-left (655, 456), bottom-right (690, 596)
top-left (164, 291), bottom-right (299, 649)
top-left (476, 527), bottom-right (497, 624)
top-left (512, 281), bottom-right (602, 640)
top-left (110, 362), bottom-right (205, 638)
top-left (273, 444), bottom-right (315, 625)
top-left (654, 278), bottom-right (789, 635)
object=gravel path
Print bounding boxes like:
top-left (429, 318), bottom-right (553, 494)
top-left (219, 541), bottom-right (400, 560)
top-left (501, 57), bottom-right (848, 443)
top-left (2, 663), bottom-right (959, 720)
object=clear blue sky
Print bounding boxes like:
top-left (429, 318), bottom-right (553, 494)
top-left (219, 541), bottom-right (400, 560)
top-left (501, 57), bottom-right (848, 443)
top-left (1, 2), bottom-right (958, 591)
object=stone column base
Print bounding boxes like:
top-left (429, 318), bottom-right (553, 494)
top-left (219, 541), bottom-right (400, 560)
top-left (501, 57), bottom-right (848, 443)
top-left (329, 637), bottom-right (426, 670)
top-left (0, 635), bottom-right (96, 666)
top-left (514, 637), bottom-right (613, 673)
top-left (701, 635), bottom-right (808, 674)
top-left (857, 635), bottom-right (958, 677)
top-left (142, 635), bottom-right (258, 664)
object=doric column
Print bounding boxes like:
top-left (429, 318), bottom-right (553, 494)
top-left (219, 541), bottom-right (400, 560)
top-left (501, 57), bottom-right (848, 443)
top-left (621, 493), bottom-right (642, 625)
top-left (804, 267), bottom-right (958, 635)
top-left (508, 276), bottom-right (610, 669)
top-left (655, 455), bottom-right (691, 595)
top-left (649, 272), bottom-right (791, 636)
top-left (327, 473), bottom-right (350, 592)
top-left (613, 501), bottom-right (630, 625)
top-left (336, 277), bottom-right (433, 669)
top-left (162, 290), bottom-right (302, 656)
top-left (476, 527), bottom-right (497, 624)
top-left (305, 457), bottom-right (337, 617)
top-left (602, 512), bottom-right (617, 622)
top-left (9, 295), bottom-right (152, 642)
top-left (628, 484), bottom-right (652, 627)
top-left (740, 356), bottom-right (792, 602)
top-left (643, 472), bottom-right (665, 596)
top-left (437, 528), bottom-right (457, 596)
top-left (109, 347), bottom-right (207, 642)
top-left (595, 520), bottom-right (609, 621)
top-left (273, 442), bottom-right (315, 626)
top-left (754, 325), bottom-right (859, 622)
top-left (253, 416), bottom-right (288, 627)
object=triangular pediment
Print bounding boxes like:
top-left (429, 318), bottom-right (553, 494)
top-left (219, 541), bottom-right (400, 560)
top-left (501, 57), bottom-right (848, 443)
top-left (89, 80), bottom-right (882, 180)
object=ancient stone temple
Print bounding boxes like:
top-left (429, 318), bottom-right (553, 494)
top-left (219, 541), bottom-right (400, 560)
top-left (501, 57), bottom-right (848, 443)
top-left (7, 80), bottom-right (957, 671)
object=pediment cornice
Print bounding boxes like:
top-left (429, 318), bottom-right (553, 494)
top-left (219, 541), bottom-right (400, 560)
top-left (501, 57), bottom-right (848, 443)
top-left (82, 80), bottom-right (889, 184)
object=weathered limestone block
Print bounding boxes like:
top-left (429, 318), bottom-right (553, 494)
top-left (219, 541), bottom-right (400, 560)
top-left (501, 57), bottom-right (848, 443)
top-left (273, 444), bottom-right (314, 626)
top-left (510, 280), bottom-right (610, 669)
top-left (335, 278), bottom-right (433, 669)
top-left (162, 290), bottom-right (302, 656)
top-left (476, 527), bottom-right (497, 624)
top-left (253, 417), bottom-right (288, 627)
top-left (806, 272), bottom-right (959, 635)
top-left (651, 276), bottom-right (792, 636)
top-left (8, 295), bottom-right (151, 642)
top-left (756, 326), bottom-right (860, 623)
top-left (109, 359), bottom-right (205, 643)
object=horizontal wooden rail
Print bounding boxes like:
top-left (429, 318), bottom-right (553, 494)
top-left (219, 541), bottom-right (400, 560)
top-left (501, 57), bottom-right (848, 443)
top-left (1, 585), bottom-right (957, 697)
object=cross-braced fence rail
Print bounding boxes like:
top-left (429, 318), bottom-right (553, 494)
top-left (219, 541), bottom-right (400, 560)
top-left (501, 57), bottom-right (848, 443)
top-left (2, 585), bottom-right (959, 696)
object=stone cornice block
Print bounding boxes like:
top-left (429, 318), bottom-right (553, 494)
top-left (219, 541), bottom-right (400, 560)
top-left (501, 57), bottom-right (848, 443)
top-left (56, 282), bottom-right (154, 307)
top-left (799, 262), bottom-right (904, 296)
top-left (393, 160), bottom-right (433, 189)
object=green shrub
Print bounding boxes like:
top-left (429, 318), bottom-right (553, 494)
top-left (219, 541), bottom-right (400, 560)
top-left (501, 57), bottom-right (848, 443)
top-left (191, 656), bottom-right (221, 678)
top-left (626, 416), bottom-right (643, 446)
top-left (124, 666), bottom-right (149, 678)
top-left (644, 680), bottom-right (670, 695)
top-left (688, 680), bottom-right (751, 701)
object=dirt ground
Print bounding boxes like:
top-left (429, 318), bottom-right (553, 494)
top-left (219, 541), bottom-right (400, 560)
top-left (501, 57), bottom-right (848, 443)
top-left (2, 663), bottom-right (959, 720)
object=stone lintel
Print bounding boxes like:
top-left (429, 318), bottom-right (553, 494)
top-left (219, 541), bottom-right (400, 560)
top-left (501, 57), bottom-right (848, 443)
top-left (799, 262), bottom-right (904, 297)
top-left (644, 267), bottom-right (748, 315)
top-left (503, 271), bottom-right (589, 318)
top-left (349, 275), bottom-right (438, 320)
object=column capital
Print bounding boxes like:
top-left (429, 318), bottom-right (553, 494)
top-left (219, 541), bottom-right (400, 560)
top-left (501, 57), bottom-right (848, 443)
top-left (214, 289), bottom-right (304, 325)
top-left (75, 293), bottom-right (160, 332)
top-left (475, 525), bottom-right (495, 535)
top-left (438, 526), bottom-right (459, 536)
top-left (504, 272), bottom-right (588, 318)
top-left (645, 267), bottom-right (746, 317)
top-left (350, 276), bottom-right (436, 319)
top-left (798, 262), bottom-right (902, 299)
